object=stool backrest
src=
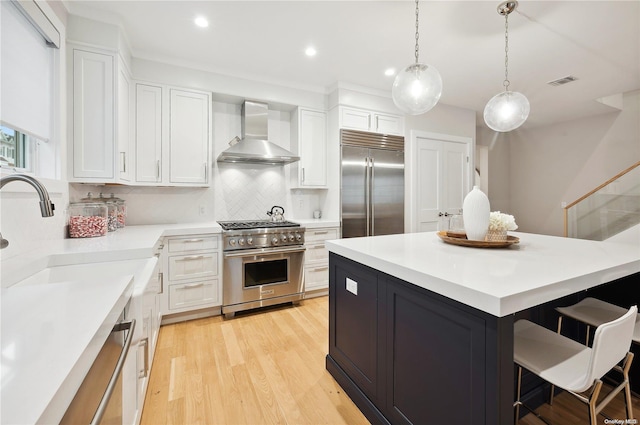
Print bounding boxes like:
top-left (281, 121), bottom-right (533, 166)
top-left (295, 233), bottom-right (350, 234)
top-left (587, 305), bottom-right (637, 386)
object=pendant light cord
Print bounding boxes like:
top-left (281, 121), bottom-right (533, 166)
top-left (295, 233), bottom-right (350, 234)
top-left (414, 0), bottom-right (420, 64)
top-left (503, 12), bottom-right (510, 91)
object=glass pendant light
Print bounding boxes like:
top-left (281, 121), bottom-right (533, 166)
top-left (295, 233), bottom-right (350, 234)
top-left (484, 1), bottom-right (530, 132)
top-left (392, 0), bottom-right (442, 115)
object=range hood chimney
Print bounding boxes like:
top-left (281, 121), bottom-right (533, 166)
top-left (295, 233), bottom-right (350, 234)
top-left (216, 100), bottom-right (300, 165)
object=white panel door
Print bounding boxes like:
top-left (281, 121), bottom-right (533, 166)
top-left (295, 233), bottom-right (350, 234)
top-left (373, 113), bottom-right (403, 136)
top-left (340, 107), bottom-right (371, 131)
top-left (299, 109), bottom-right (327, 187)
top-left (117, 59), bottom-right (131, 182)
top-left (169, 89), bottom-right (210, 185)
top-left (415, 136), bottom-right (470, 232)
top-left (72, 49), bottom-right (114, 179)
top-left (135, 83), bottom-right (163, 183)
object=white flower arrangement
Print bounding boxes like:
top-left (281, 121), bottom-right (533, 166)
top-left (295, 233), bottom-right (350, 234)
top-left (488, 211), bottom-right (518, 231)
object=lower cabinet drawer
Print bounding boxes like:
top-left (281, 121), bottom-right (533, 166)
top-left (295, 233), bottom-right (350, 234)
top-left (305, 228), bottom-right (339, 243)
top-left (168, 253), bottom-right (218, 281)
top-left (167, 236), bottom-right (218, 253)
top-left (168, 279), bottom-right (220, 310)
top-left (305, 263), bottom-right (329, 291)
top-left (306, 242), bottom-right (328, 262)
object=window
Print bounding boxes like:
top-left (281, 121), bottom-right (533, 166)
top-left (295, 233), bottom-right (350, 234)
top-left (0, 125), bottom-right (39, 171)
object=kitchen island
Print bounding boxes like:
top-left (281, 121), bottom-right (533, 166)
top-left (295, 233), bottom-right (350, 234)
top-left (325, 231), bottom-right (640, 425)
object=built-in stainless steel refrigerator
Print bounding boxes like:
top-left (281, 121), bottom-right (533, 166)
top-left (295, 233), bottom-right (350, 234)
top-left (341, 129), bottom-right (404, 238)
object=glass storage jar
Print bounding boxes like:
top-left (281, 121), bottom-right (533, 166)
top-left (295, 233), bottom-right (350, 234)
top-left (108, 193), bottom-right (127, 228)
top-left (67, 202), bottom-right (108, 238)
top-left (94, 193), bottom-right (118, 232)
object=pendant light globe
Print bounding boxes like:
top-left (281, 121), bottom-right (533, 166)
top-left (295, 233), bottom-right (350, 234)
top-left (483, 90), bottom-right (530, 132)
top-left (392, 63), bottom-right (442, 115)
top-left (484, 1), bottom-right (530, 132)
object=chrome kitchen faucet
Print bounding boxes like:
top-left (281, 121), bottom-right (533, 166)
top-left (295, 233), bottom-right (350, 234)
top-left (0, 173), bottom-right (55, 249)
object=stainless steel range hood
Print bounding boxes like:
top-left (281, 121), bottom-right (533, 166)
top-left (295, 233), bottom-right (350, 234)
top-left (216, 100), bottom-right (300, 165)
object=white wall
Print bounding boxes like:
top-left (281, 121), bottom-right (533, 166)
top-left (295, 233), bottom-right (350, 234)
top-left (478, 89), bottom-right (640, 236)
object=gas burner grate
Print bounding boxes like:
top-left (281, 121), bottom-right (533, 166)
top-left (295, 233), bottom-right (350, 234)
top-left (217, 220), bottom-right (301, 231)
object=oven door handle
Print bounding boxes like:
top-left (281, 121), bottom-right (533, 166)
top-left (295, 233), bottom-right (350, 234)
top-left (223, 246), bottom-right (306, 258)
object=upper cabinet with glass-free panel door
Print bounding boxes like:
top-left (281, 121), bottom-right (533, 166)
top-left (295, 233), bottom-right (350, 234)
top-left (339, 106), bottom-right (404, 136)
top-left (291, 108), bottom-right (327, 188)
top-left (133, 84), bottom-right (211, 187)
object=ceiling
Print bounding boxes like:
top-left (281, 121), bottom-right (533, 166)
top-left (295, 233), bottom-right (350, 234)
top-left (64, 1), bottom-right (640, 129)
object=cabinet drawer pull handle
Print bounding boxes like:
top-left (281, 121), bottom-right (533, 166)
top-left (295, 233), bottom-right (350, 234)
top-left (312, 266), bottom-right (329, 272)
top-left (179, 255), bottom-right (205, 261)
top-left (156, 160), bottom-right (160, 180)
top-left (314, 231), bottom-right (329, 235)
top-left (182, 283), bottom-right (205, 289)
top-left (310, 245), bottom-right (325, 250)
top-left (183, 239), bottom-right (204, 243)
top-left (138, 338), bottom-right (149, 378)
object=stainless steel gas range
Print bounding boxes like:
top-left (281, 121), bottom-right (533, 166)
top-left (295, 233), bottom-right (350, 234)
top-left (218, 220), bottom-right (305, 318)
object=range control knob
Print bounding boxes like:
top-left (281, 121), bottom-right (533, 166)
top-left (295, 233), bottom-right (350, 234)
top-left (271, 237), bottom-right (279, 245)
top-left (295, 233), bottom-right (302, 241)
top-left (281, 234), bottom-right (288, 242)
top-left (229, 239), bottom-right (237, 246)
top-left (246, 237), bottom-right (253, 245)
top-left (238, 238), bottom-right (245, 246)
top-left (288, 234), bottom-right (295, 242)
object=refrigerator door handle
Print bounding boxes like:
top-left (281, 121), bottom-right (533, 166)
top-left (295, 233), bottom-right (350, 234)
top-left (370, 156), bottom-right (375, 236)
top-left (365, 156), bottom-right (371, 236)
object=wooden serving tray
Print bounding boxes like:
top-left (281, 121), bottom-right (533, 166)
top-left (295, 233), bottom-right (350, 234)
top-left (437, 231), bottom-right (520, 248)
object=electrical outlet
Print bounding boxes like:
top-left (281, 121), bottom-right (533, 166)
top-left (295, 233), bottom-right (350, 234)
top-left (298, 199), bottom-right (304, 209)
top-left (199, 206), bottom-right (206, 215)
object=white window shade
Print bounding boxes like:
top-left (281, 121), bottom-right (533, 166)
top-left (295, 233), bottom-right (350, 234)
top-left (1, 0), bottom-right (55, 141)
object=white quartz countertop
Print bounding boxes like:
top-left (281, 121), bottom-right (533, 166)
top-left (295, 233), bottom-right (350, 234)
top-left (1, 273), bottom-right (135, 424)
top-left (326, 231), bottom-right (640, 317)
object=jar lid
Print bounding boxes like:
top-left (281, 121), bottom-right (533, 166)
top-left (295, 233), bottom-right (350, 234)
top-left (69, 201), bottom-right (105, 208)
top-left (97, 192), bottom-right (117, 205)
top-left (108, 193), bottom-right (126, 205)
top-left (77, 192), bottom-right (100, 203)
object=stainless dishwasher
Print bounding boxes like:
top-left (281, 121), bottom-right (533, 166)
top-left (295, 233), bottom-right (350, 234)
top-left (60, 313), bottom-right (136, 425)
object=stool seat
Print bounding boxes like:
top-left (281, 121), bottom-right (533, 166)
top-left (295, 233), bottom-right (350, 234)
top-left (556, 297), bottom-right (640, 343)
top-left (515, 320), bottom-right (594, 393)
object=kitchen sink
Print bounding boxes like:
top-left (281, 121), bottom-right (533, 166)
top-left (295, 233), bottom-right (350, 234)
top-left (13, 259), bottom-right (152, 287)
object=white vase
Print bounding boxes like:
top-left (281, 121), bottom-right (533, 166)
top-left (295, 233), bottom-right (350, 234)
top-left (463, 186), bottom-right (490, 241)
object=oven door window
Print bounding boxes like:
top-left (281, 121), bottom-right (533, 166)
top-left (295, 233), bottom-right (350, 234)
top-left (244, 258), bottom-right (289, 287)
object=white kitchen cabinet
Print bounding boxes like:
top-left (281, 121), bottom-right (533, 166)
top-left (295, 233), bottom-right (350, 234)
top-left (162, 234), bottom-right (222, 320)
top-left (303, 226), bottom-right (340, 296)
top-left (133, 84), bottom-right (211, 186)
top-left (135, 83), bottom-right (163, 183)
top-left (123, 254), bottom-right (163, 425)
top-left (69, 46), bottom-right (132, 183)
top-left (169, 89), bottom-right (210, 185)
top-left (117, 57), bottom-right (133, 182)
top-left (291, 108), bottom-right (327, 188)
top-left (339, 106), bottom-right (404, 136)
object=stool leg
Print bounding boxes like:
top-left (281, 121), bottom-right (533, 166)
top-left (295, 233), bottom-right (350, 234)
top-left (588, 380), bottom-right (603, 425)
top-left (623, 352), bottom-right (634, 420)
top-left (585, 325), bottom-right (591, 346)
top-left (514, 365), bottom-right (523, 423)
top-left (550, 316), bottom-right (564, 405)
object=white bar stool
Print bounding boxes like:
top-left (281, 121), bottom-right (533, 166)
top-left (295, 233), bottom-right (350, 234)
top-left (513, 305), bottom-right (637, 425)
top-left (556, 297), bottom-right (640, 346)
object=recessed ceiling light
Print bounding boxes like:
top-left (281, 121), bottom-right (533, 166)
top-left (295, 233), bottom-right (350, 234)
top-left (385, 68), bottom-right (396, 77)
top-left (194, 16), bottom-right (209, 28)
top-left (305, 47), bottom-right (317, 57)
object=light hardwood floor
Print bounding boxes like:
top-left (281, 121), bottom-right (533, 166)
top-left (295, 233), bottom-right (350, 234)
top-left (141, 296), bottom-right (639, 425)
top-left (141, 297), bottom-right (368, 425)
